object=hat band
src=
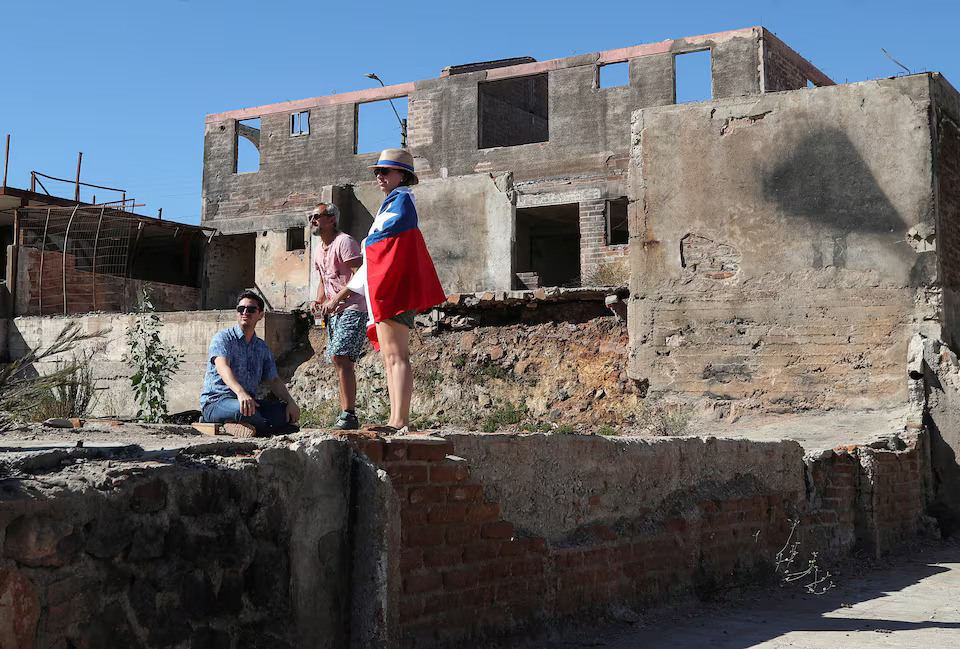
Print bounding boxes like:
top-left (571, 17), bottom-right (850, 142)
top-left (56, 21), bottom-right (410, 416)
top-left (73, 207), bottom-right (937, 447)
top-left (376, 159), bottom-right (414, 172)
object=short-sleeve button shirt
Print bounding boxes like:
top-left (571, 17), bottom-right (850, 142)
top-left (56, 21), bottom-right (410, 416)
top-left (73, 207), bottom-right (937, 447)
top-left (199, 324), bottom-right (278, 409)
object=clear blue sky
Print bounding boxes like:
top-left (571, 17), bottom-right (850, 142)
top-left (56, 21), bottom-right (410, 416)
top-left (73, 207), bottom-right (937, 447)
top-left (3, 0), bottom-right (958, 225)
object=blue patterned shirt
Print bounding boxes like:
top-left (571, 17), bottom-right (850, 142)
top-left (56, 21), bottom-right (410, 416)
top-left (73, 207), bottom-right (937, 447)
top-left (199, 324), bottom-right (279, 409)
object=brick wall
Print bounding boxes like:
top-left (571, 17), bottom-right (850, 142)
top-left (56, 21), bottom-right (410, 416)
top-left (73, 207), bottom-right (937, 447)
top-left (346, 430), bottom-right (933, 647)
top-left (761, 30), bottom-right (834, 91)
top-left (15, 247), bottom-right (200, 315)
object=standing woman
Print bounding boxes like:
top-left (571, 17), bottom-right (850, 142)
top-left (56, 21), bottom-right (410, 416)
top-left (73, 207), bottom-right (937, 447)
top-left (347, 149), bottom-right (446, 432)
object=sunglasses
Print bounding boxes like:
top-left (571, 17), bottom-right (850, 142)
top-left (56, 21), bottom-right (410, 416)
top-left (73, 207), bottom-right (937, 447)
top-left (373, 168), bottom-right (396, 178)
top-left (310, 213), bottom-right (331, 221)
top-left (236, 305), bottom-right (259, 314)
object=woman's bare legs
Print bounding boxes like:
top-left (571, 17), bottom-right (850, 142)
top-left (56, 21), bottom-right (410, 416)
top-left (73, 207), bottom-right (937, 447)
top-left (376, 319), bottom-right (413, 428)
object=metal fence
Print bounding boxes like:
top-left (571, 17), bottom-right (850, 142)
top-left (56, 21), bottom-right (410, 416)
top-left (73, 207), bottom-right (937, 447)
top-left (17, 205), bottom-right (135, 314)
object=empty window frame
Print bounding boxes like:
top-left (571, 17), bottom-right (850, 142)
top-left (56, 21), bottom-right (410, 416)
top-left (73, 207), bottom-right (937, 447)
top-left (674, 50), bottom-right (712, 103)
top-left (355, 97), bottom-right (408, 154)
top-left (290, 111), bottom-right (310, 136)
top-left (236, 118), bottom-right (261, 173)
top-left (478, 73), bottom-right (549, 149)
top-left (606, 198), bottom-right (628, 245)
top-left (598, 61), bottom-right (629, 89)
top-left (286, 226), bottom-right (306, 252)
top-left (515, 203), bottom-right (580, 288)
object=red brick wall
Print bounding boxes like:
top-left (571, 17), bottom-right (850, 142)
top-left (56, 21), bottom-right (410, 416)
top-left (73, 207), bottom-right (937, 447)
top-left (349, 431), bottom-right (932, 647)
top-left (16, 247), bottom-right (200, 315)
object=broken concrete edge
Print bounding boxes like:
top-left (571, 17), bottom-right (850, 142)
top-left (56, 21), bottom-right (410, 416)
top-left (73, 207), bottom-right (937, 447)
top-left (441, 286), bottom-right (629, 308)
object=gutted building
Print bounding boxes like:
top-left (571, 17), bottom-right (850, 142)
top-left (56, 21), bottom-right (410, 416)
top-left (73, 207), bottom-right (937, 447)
top-left (201, 27), bottom-right (831, 310)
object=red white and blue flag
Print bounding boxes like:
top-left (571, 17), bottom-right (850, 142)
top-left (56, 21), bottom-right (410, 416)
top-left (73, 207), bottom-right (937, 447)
top-left (347, 187), bottom-right (446, 349)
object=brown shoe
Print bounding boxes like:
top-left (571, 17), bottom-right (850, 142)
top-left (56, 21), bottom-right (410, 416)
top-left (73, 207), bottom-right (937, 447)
top-left (223, 421), bottom-right (257, 438)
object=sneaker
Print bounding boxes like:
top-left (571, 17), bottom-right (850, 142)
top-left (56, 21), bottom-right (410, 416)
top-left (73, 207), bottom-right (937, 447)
top-left (223, 421), bottom-right (257, 438)
top-left (331, 411), bottom-right (360, 430)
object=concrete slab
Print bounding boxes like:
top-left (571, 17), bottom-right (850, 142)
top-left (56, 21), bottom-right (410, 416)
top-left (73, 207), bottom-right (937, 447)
top-left (688, 406), bottom-right (916, 455)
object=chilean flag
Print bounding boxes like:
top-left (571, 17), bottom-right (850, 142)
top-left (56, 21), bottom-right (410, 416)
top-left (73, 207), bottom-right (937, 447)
top-left (347, 187), bottom-right (446, 350)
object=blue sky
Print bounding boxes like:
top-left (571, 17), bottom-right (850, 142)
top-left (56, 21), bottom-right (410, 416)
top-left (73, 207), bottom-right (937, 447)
top-left (3, 0), bottom-right (958, 225)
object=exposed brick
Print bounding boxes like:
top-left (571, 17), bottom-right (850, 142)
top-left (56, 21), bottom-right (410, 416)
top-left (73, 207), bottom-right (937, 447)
top-left (409, 486), bottom-right (446, 505)
top-left (406, 525), bottom-right (445, 547)
top-left (446, 524), bottom-right (482, 545)
top-left (427, 504), bottom-right (468, 524)
top-left (430, 462), bottom-right (470, 483)
top-left (407, 443), bottom-right (454, 462)
top-left (465, 503), bottom-right (500, 522)
top-left (404, 572), bottom-right (442, 595)
top-left (387, 464), bottom-right (430, 485)
top-left (448, 485), bottom-right (484, 503)
top-left (481, 521), bottom-right (515, 540)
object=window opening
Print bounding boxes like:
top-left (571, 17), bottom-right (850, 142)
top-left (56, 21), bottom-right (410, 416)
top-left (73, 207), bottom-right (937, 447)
top-left (290, 111), bottom-right (310, 136)
top-left (514, 203), bottom-right (579, 289)
top-left (599, 62), bottom-right (629, 89)
top-left (606, 198), bottom-right (629, 245)
top-left (478, 73), bottom-right (549, 149)
top-left (355, 97), bottom-right (408, 154)
top-left (236, 118), bottom-right (261, 173)
top-left (286, 226), bottom-right (305, 252)
top-left (674, 50), bottom-right (712, 103)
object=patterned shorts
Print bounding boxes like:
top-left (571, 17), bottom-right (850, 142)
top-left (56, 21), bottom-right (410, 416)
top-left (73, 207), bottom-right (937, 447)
top-left (326, 309), bottom-right (367, 363)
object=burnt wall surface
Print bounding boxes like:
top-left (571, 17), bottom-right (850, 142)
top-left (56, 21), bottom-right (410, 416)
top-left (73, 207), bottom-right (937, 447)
top-left (0, 429), bottom-right (934, 649)
top-left (201, 28), bottom-right (824, 235)
top-left (0, 438), bottom-right (351, 649)
top-left (933, 73), bottom-right (960, 351)
top-left (628, 74), bottom-right (942, 411)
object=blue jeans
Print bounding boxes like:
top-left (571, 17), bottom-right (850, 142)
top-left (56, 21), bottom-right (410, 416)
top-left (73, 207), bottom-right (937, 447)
top-left (202, 398), bottom-right (297, 435)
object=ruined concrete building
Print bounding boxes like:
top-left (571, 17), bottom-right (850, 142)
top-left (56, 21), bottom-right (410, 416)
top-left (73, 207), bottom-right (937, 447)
top-left (4, 27), bottom-right (960, 649)
top-left (202, 27), bottom-right (832, 309)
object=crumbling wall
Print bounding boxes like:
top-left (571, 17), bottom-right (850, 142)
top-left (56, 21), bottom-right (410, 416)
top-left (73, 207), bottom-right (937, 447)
top-left (202, 233), bottom-right (255, 310)
top-left (256, 229), bottom-right (310, 312)
top-left (0, 438), bottom-right (351, 649)
top-left (761, 29), bottom-right (835, 91)
top-left (346, 429), bottom-right (934, 648)
top-left (628, 74), bottom-right (940, 411)
top-left (15, 247), bottom-right (200, 315)
top-left (8, 310), bottom-right (295, 417)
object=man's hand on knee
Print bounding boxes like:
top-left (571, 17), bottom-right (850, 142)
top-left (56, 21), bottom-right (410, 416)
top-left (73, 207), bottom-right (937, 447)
top-left (238, 391), bottom-right (257, 417)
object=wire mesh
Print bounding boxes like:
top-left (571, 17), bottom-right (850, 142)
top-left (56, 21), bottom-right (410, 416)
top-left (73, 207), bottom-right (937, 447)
top-left (17, 206), bottom-right (135, 314)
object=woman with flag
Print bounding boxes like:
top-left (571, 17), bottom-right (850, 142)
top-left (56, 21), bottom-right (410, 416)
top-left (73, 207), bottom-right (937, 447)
top-left (346, 149), bottom-right (446, 433)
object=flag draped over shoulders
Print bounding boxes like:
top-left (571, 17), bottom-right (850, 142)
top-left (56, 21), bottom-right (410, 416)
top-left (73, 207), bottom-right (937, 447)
top-left (346, 186), bottom-right (446, 349)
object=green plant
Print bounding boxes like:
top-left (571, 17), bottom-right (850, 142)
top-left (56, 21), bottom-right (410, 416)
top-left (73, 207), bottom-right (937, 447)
top-left (41, 352), bottom-right (100, 419)
top-left (0, 322), bottom-right (104, 428)
top-left (480, 400), bottom-right (528, 432)
top-left (122, 289), bottom-right (184, 423)
top-left (597, 425), bottom-right (620, 436)
top-left (422, 369), bottom-right (443, 390)
top-left (478, 364), bottom-right (513, 381)
top-left (453, 354), bottom-right (467, 369)
top-left (554, 424), bottom-right (578, 434)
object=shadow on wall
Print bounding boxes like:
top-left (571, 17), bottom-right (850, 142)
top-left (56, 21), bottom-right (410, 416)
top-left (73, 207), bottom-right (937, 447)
top-left (761, 127), bottom-right (922, 282)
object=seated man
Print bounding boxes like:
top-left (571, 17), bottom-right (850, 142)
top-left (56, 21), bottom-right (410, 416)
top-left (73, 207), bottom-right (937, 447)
top-left (199, 290), bottom-right (301, 437)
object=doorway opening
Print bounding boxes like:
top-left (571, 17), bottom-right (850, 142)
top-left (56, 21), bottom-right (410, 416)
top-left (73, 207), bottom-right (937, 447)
top-left (515, 203), bottom-right (580, 288)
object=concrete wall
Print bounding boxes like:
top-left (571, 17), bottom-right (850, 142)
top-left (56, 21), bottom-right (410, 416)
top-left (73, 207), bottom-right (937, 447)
top-left (8, 310), bottom-right (296, 417)
top-left (0, 437), bottom-right (352, 649)
top-left (0, 427), bottom-right (933, 649)
top-left (627, 74), bottom-right (941, 411)
top-left (200, 29), bottom-right (827, 293)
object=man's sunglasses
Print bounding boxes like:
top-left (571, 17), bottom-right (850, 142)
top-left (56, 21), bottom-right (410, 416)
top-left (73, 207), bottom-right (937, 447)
top-left (236, 305), bottom-right (259, 314)
top-left (310, 212), bottom-right (331, 221)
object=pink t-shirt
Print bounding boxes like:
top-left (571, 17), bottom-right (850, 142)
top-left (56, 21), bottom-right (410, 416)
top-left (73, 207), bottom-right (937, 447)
top-left (313, 232), bottom-right (366, 313)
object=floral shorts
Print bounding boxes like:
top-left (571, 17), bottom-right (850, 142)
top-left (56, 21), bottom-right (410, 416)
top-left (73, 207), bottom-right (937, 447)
top-left (326, 309), bottom-right (367, 363)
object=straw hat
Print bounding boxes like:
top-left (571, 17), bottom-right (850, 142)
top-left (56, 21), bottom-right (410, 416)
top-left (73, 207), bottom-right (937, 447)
top-left (368, 148), bottom-right (418, 185)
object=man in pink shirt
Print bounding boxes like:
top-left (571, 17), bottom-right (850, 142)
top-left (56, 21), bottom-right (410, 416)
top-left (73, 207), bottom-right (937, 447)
top-left (309, 203), bottom-right (367, 430)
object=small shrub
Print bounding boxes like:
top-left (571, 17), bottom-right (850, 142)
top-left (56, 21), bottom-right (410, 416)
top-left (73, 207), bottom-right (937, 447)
top-left (478, 364), bottom-right (513, 381)
top-left (299, 402), bottom-right (341, 428)
top-left (453, 354), bottom-right (467, 369)
top-left (422, 370), bottom-right (443, 390)
top-left (480, 401), bottom-right (528, 432)
top-left (597, 425), bottom-right (620, 436)
top-left (122, 289), bottom-right (184, 423)
top-left (555, 424), bottom-right (578, 434)
top-left (583, 260), bottom-right (629, 287)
